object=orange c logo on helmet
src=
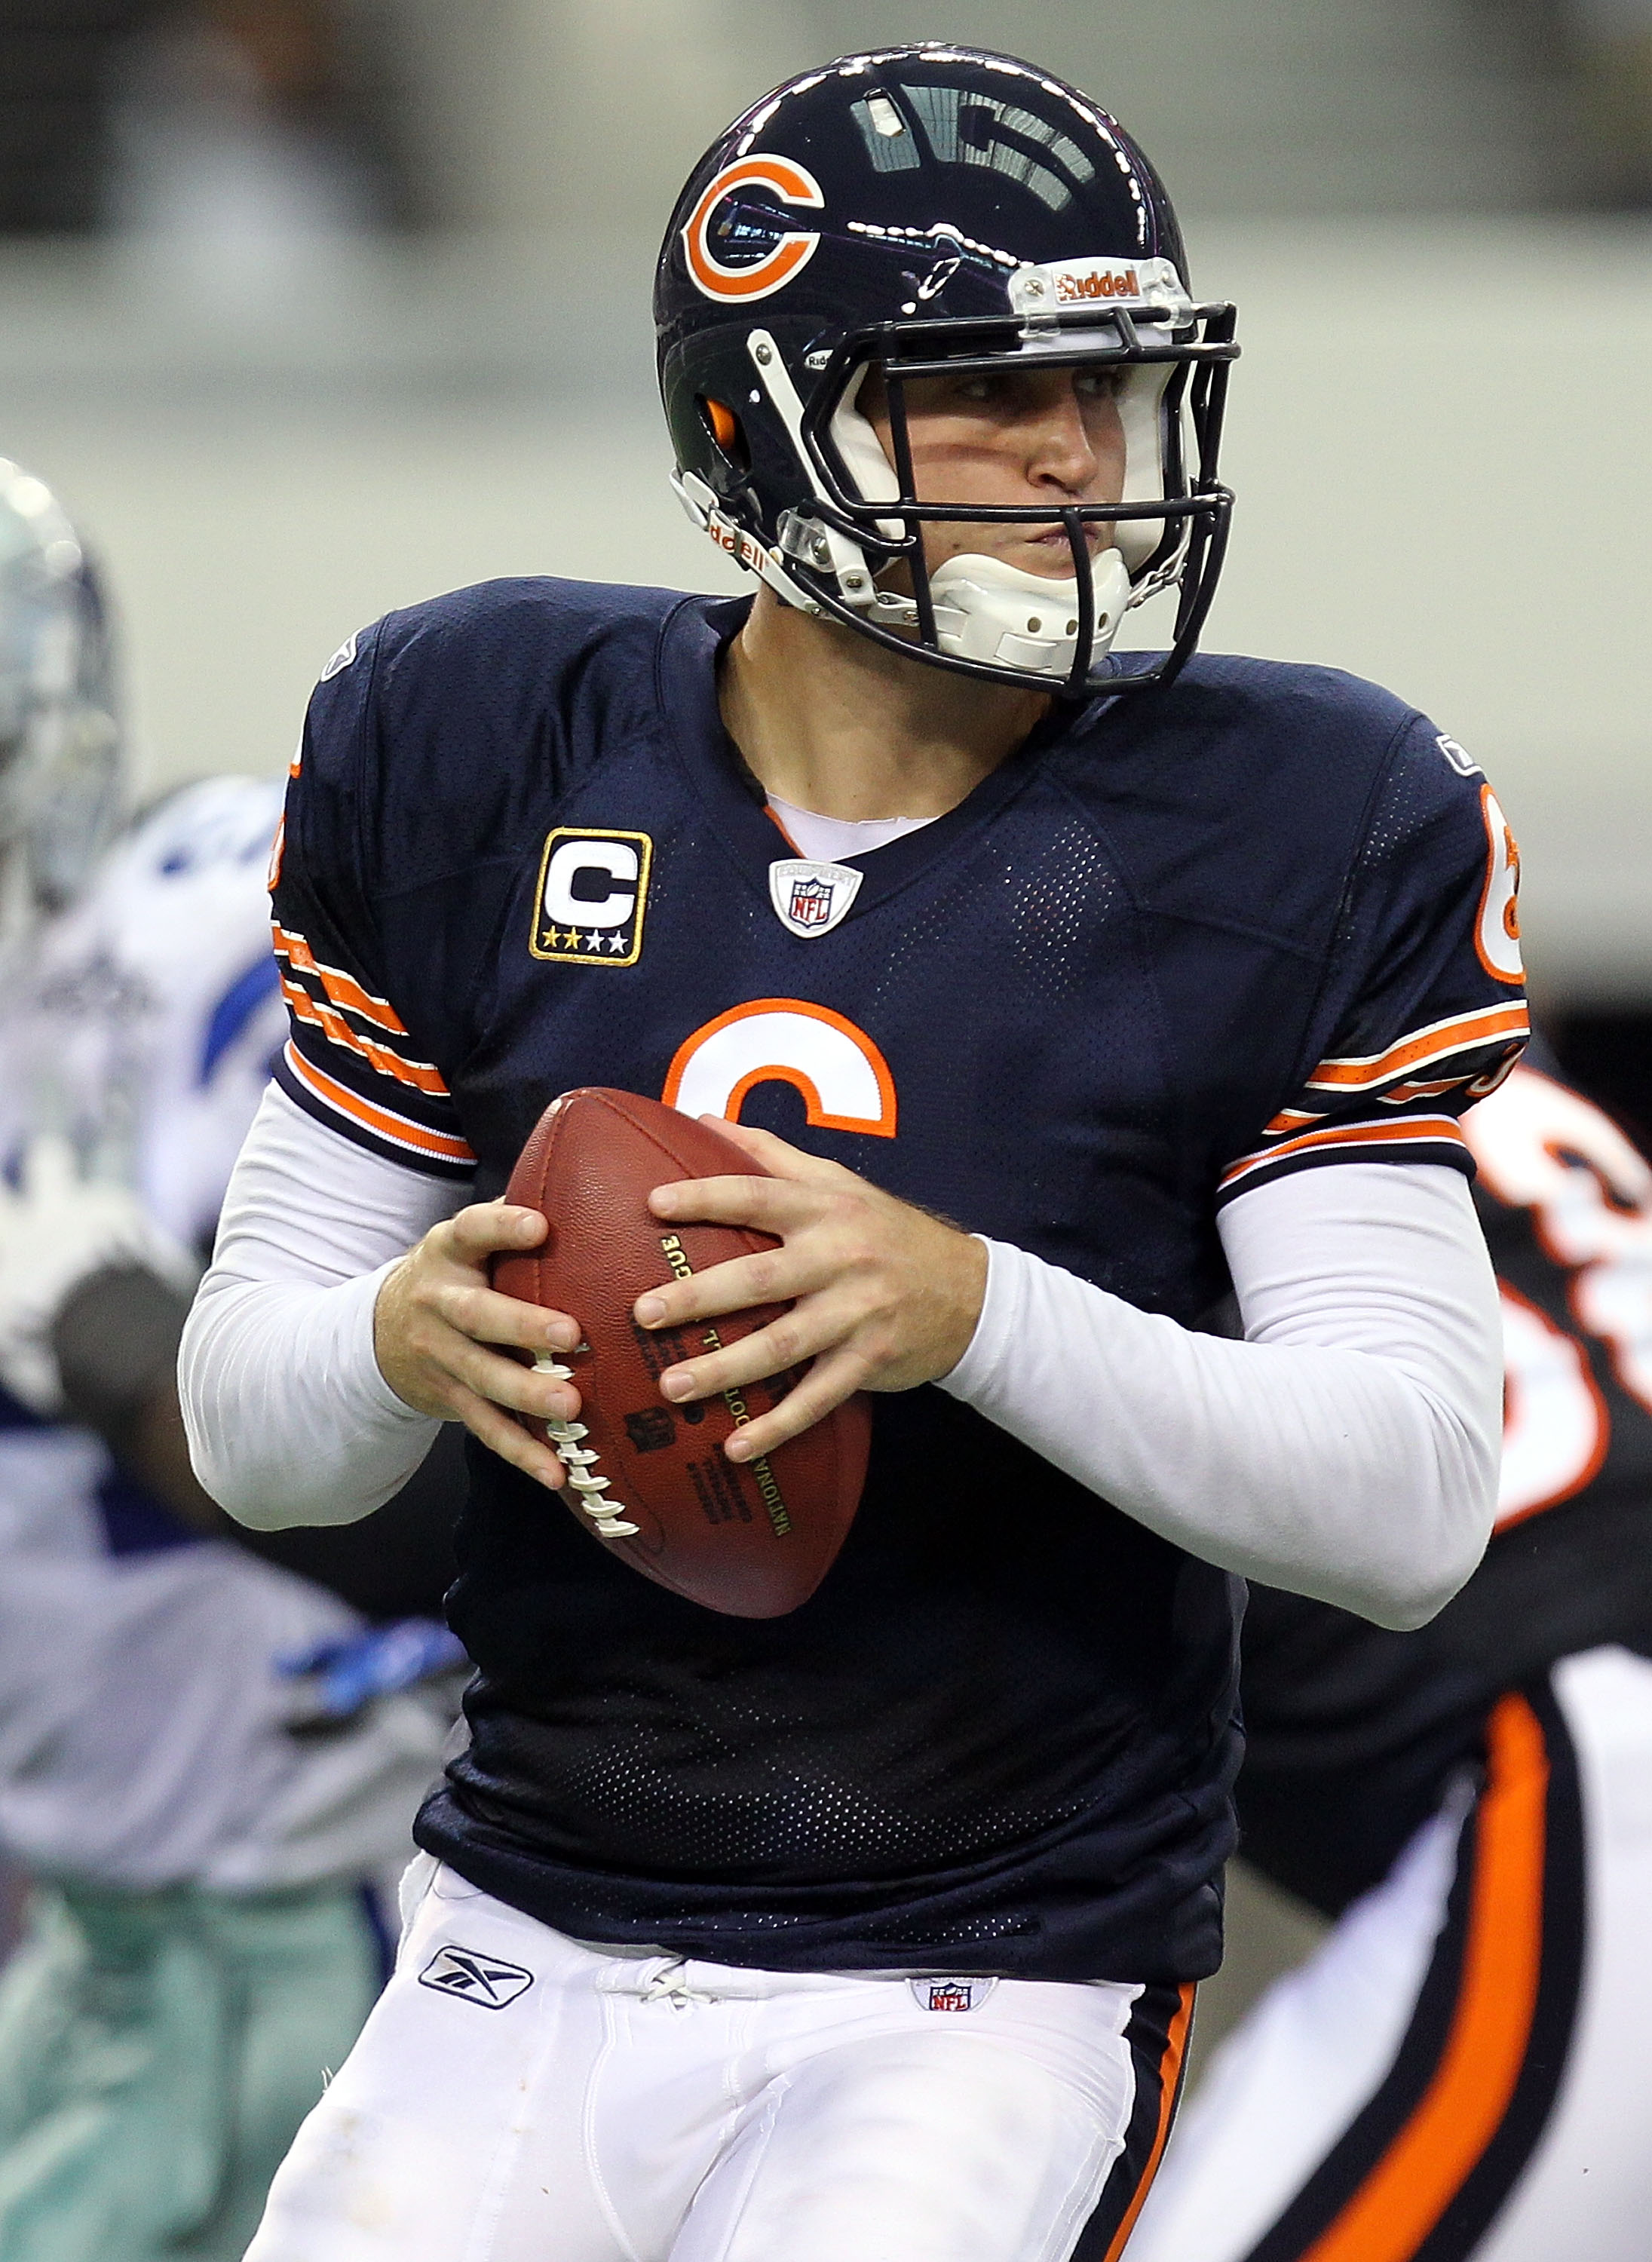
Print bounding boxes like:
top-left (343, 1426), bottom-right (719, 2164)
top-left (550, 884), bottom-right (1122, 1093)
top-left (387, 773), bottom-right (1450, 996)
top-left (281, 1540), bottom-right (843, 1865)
top-left (684, 157), bottom-right (825, 304)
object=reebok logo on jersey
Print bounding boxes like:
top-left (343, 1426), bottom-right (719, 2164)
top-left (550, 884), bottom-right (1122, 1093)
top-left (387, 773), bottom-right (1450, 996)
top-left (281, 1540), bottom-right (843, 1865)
top-left (531, 829), bottom-right (653, 967)
top-left (1436, 734), bottom-right (1482, 779)
top-left (319, 632), bottom-right (358, 682)
top-left (911, 1977), bottom-right (996, 2013)
top-left (418, 1945), bottom-right (535, 2009)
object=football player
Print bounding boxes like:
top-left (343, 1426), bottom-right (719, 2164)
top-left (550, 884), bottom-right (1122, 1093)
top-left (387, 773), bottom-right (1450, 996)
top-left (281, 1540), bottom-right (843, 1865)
top-left (1125, 1047), bottom-right (1652, 2262)
top-left (181, 48), bottom-right (1526, 2262)
top-left (0, 461), bottom-right (461, 2262)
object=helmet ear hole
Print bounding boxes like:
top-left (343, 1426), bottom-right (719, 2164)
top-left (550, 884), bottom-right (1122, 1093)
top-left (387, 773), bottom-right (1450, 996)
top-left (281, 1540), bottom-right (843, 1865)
top-left (699, 397), bottom-right (749, 470)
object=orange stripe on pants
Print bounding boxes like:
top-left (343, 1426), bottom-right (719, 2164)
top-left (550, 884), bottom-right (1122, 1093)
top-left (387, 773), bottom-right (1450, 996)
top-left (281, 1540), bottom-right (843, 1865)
top-left (1104, 1982), bottom-right (1197, 2262)
top-left (1299, 1693), bottom-right (1549, 2262)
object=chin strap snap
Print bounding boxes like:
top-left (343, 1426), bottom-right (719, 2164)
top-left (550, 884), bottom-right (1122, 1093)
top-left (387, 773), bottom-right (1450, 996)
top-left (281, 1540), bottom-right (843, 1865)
top-left (672, 470), bottom-right (823, 616)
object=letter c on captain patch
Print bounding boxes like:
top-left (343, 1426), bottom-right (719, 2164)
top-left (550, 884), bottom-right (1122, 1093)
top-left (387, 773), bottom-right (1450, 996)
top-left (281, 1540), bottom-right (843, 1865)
top-left (532, 827), bottom-right (653, 968)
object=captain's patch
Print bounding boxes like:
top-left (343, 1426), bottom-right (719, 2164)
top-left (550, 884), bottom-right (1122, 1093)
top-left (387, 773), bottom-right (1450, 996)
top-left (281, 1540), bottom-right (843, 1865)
top-left (532, 828), bottom-right (653, 967)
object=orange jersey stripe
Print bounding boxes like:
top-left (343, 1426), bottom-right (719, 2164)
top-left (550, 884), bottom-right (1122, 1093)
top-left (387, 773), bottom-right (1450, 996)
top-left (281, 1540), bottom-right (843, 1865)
top-left (1304, 1005), bottom-right (1529, 1096)
top-left (272, 924), bottom-right (411, 1037)
top-left (1265, 1047), bottom-right (1526, 1140)
top-left (1299, 1695), bottom-right (1548, 2262)
top-left (1380, 1075), bottom-right (1466, 1107)
top-left (284, 1042), bottom-right (474, 1166)
top-left (1102, 1983), bottom-right (1197, 2262)
top-left (1221, 1114), bottom-right (1466, 1191)
top-left (280, 978), bottom-right (451, 1098)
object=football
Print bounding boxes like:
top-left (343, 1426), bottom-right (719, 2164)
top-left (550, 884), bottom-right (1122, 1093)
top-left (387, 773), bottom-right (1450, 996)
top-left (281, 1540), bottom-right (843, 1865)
top-left (491, 1087), bottom-right (870, 1618)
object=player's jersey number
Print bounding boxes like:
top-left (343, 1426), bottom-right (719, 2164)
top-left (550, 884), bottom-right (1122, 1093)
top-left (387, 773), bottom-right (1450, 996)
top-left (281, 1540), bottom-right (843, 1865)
top-left (1467, 1066), bottom-right (1652, 1527)
top-left (1496, 1286), bottom-right (1608, 1528)
top-left (1476, 786), bottom-right (1524, 985)
top-left (663, 1001), bottom-right (896, 1136)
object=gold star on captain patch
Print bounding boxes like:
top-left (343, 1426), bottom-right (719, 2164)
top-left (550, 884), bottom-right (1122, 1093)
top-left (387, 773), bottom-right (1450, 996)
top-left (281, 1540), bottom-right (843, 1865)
top-left (541, 924), bottom-right (562, 949)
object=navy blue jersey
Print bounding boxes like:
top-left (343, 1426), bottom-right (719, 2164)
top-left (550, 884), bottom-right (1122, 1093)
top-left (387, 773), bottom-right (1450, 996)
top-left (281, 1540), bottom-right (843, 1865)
top-left (1239, 1057), bottom-right (1652, 1917)
top-left (270, 581), bottom-right (1527, 1983)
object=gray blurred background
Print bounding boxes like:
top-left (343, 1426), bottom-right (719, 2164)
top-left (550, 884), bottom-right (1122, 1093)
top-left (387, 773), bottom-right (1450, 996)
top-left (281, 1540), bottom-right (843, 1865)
top-left (2, 1), bottom-right (1650, 1031)
top-left (0, 1), bottom-right (1650, 1025)
top-left (3, 0), bottom-right (1650, 2049)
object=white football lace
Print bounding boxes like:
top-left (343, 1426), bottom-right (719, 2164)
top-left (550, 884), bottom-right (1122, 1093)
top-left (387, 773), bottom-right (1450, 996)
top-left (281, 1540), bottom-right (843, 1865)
top-left (532, 1353), bottom-right (640, 1538)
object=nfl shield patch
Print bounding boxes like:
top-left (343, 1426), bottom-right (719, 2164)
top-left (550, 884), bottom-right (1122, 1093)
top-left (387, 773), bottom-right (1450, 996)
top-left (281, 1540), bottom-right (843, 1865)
top-left (910, 1976), bottom-right (997, 2013)
top-left (768, 858), bottom-right (863, 940)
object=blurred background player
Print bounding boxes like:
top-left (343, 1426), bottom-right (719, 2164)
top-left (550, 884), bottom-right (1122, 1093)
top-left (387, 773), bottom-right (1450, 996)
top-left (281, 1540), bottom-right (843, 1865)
top-left (1127, 1046), bottom-right (1652, 2260)
top-left (0, 460), bottom-right (464, 2262)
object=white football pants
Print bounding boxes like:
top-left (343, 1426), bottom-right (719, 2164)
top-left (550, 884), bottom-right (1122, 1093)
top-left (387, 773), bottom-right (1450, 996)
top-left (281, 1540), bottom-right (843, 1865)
top-left (243, 1853), bottom-right (1189, 2262)
top-left (1128, 1644), bottom-right (1652, 2262)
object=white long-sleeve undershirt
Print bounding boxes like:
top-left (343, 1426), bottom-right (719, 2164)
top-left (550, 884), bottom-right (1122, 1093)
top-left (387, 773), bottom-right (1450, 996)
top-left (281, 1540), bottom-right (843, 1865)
top-left (179, 1086), bottom-right (456, 1529)
top-left (939, 1169), bottom-right (1500, 1629)
top-left (179, 1083), bottom-right (1502, 1629)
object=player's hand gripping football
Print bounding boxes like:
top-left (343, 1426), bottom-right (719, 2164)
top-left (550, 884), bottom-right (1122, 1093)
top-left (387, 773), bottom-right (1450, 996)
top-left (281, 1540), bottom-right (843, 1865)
top-left (635, 1117), bottom-right (988, 1464)
top-left (373, 1120), bottom-right (987, 1482)
top-left (373, 1204), bottom-right (578, 1489)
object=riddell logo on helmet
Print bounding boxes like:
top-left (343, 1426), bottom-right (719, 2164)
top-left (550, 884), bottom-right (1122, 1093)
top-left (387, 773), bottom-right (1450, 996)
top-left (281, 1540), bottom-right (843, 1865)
top-left (1055, 265), bottom-right (1141, 302)
top-left (684, 156), bottom-right (826, 302)
top-left (705, 504), bottom-right (786, 578)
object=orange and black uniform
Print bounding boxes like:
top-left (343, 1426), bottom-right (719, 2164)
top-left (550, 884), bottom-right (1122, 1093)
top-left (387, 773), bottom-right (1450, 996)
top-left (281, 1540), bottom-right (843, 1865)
top-left (1231, 1053), bottom-right (1652, 2260)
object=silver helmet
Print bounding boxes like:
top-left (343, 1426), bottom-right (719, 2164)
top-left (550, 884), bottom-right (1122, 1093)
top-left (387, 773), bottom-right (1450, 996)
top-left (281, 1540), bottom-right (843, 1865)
top-left (0, 460), bottom-right (124, 917)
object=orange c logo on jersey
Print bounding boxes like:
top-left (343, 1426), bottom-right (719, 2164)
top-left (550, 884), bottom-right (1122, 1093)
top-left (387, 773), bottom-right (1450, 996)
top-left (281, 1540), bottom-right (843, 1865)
top-left (663, 1000), bottom-right (896, 1136)
top-left (683, 158), bottom-right (826, 304)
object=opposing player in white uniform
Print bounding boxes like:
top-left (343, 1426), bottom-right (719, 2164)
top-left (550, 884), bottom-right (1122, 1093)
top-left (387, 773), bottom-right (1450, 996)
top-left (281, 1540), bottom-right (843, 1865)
top-left (0, 461), bottom-right (461, 2262)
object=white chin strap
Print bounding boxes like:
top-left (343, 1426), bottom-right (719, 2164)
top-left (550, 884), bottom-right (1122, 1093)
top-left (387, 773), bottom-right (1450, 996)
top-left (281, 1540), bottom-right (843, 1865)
top-left (926, 548), bottom-right (1132, 676)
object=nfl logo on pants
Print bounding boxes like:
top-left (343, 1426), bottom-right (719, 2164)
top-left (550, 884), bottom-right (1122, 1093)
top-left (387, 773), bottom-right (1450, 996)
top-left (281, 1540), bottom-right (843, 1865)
top-left (912, 1977), bottom-right (996, 2012)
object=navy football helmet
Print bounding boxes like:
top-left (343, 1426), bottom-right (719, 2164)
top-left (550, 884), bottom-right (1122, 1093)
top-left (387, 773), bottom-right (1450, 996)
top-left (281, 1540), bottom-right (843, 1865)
top-left (655, 45), bottom-right (1237, 698)
top-left (0, 460), bottom-right (123, 918)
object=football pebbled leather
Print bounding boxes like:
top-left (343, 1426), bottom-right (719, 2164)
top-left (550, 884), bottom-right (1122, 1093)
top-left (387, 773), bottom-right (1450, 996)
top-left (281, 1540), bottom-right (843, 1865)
top-left (492, 1087), bottom-right (869, 1617)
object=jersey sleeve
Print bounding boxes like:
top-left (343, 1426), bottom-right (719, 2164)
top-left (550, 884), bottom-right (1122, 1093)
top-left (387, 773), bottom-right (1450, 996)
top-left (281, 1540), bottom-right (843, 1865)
top-left (1216, 722), bottom-right (1528, 1206)
top-left (269, 626), bottom-right (477, 1182)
